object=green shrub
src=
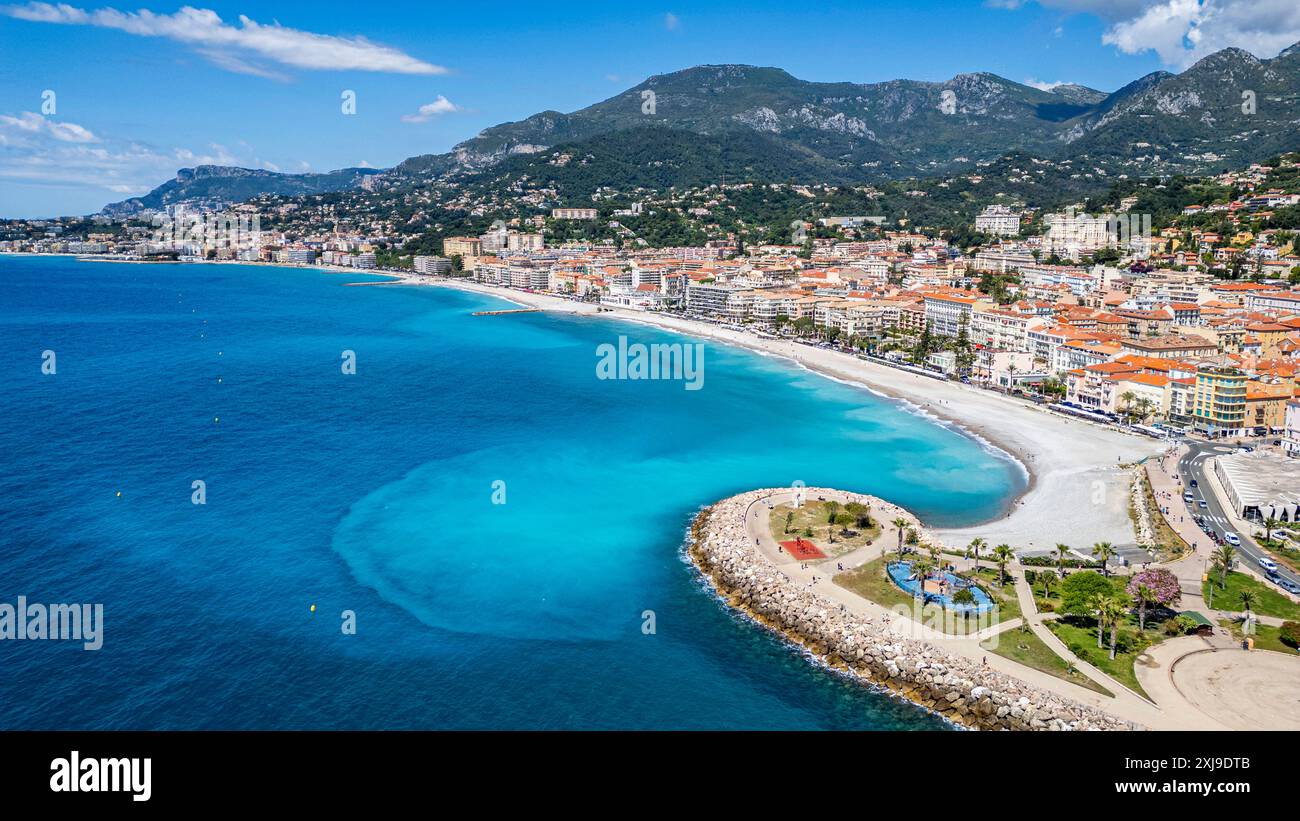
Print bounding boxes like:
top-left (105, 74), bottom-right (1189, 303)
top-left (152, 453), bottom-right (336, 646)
top-left (1281, 621), bottom-right (1300, 649)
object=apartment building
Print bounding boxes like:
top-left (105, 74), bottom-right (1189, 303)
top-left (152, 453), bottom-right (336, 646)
top-left (1190, 365), bottom-right (1249, 435)
top-left (921, 291), bottom-right (992, 337)
top-left (1119, 334), bottom-right (1217, 360)
top-left (443, 236), bottom-right (482, 258)
top-left (974, 205), bottom-right (1022, 236)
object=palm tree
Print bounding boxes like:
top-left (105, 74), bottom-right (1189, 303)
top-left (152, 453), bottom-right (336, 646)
top-left (1262, 514), bottom-right (1279, 543)
top-left (1119, 390), bottom-right (1137, 422)
top-left (1040, 571), bottom-right (1057, 603)
top-left (912, 559), bottom-right (934, 602)
top-left (1239, 589), bottom-right (1257, 619)
top-left (1212, 544), bottom-right (1236, 589)
top-left (992, 543), bottom-right (1015, 587)
top-left (1092, 541), bottom-right (1116, 576)
top-left (967, 537), bottom-right (986, 573)
top-left (1134, 397), bottom-right (1155, 423)
top-left (892, 517), bottom-right (909, 558)
top-left (1090, 592), bottom-right (1110, 648)
top-left (1134, 583), bottom-right (1158, 632)
top-left (1054, 543), bottom-right (1071, 576)
top-left (1100, 595), bottom-right (1128, 660)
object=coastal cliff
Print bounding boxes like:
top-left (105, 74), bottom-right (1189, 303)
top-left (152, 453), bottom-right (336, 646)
top-left (687, 489), bottom-right (1139, 731)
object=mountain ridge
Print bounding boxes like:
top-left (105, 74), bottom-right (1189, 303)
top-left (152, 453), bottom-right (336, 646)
top-left (102, 43), bottom-right (1300, 215)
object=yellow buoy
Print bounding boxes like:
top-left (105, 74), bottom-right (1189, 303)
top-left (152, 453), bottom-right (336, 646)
top-left (116, 491), bottom-right (122, 497)
top-left (309, 604), bottom-right (316, 614)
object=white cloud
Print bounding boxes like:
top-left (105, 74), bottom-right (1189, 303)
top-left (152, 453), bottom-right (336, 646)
top-left (0, 111), bottom-right (98, 143)
top-left (664, 12), bottom-right (680, 31)
top-left (0, 115), bottom-right (280, 203)
top-left (1024, 78), bottom-right (1072, 91)
top-left (1101, 0), bottom-right (1300, 67)
top-left (0, 3), bottom-right (447, 76)
top-left (992, 0), bottom-right (1300, 68)
top-left (400, 96), bottom-right (463, 123)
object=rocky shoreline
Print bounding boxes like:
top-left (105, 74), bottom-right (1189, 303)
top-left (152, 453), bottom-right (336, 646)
top-left (687, 488), bottom-right (1140, 731)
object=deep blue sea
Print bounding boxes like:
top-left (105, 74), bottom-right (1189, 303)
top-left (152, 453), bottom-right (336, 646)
top-left (0, 256), bottom-right (1024, 729)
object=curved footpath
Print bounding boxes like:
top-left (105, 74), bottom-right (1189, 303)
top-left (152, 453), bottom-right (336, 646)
top-left (689, 487), bottom-right (1138, 731)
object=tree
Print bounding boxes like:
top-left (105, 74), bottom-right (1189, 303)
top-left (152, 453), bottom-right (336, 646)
top-left (1239, 589), bottom-right (1257, 618)
top-left (1119, 391), bottom-right (1137, 422)
top-left (912, 559), bottom-right (934, 599)
top-left (967, 537), bottom-right (986, 573)
top-left (992, 543), bottom-right (1015, 587)
top-left (1126, 568), bottom-right (1180, 631)
top-left (1054, 543), bottom-right (1070, 575)
top-left (952, 587), bottom-right (977, 620)
top-left (954, 313), bottom-right (975, 375)
top-left (912, 321), bottom-right (935, 365)
top-left (826, 500), bottom-right (840, 523)
top-left (1211, 544), bottom-right (1236, 589)
top-left (1060, 571), bottom-right (1116, 618)
top-left (784, 511), bottom-right (794, 534)
top-left (1092, 542), bottom-right (1116, 576)
top-left (1040, 571), bottom-right (1057, 602)
top-left (892, 517), bottom-right (909, 560)
top-left (1099, 594), bottom-right (1129, 660)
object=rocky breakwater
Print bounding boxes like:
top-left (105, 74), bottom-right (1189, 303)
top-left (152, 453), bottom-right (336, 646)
top-left (687, 488), bottom-right (1139, 731)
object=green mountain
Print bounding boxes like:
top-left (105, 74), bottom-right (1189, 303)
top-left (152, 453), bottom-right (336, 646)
top-left (387, 46), bottom-right (1300, 192)
top-left (104, 44), bottom-right (1300, 216)
top-left (101, 165), bottom-right (382, 216)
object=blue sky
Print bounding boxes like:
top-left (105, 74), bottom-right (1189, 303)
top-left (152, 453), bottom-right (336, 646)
top-left (2, 0), bottom-right (1298, 218)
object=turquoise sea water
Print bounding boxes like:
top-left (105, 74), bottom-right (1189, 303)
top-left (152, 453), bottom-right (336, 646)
top-left (0, 256), bottom-right (1024, 729)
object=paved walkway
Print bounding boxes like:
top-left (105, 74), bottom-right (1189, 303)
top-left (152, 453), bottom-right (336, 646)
top-left (742, 488), bottom-right (1206, 729)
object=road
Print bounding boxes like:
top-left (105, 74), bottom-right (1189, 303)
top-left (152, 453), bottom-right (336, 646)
top-left (1176, 441), bottom-right (1300, 590)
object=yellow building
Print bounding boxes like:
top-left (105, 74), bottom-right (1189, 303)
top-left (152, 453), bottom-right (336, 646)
top-left (1191, 366), bottom-right (1248, 434)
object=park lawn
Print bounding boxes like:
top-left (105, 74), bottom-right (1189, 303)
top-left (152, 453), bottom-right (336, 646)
top-left (834, 557), bottom-right (1019, 636)
top-left (981, 626), bottom-right (1113, 696)
top-left (1202, 570), bottom-right (1300, 620)
top-left (770, 500), bottom-right (881, 559)
top-left (1218, 619), bottom-right (1299, 655)
top-left (1045, 616), bottom-right (1162, 700)
top-left (1028, 577), bottom-right (1063, 613)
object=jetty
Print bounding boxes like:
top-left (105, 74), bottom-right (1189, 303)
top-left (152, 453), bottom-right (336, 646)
top-left (471, 308), bottom-right (541, 316)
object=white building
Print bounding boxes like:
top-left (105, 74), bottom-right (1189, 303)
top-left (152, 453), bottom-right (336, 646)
top-left (974, 205), bottom-right (1021, 237)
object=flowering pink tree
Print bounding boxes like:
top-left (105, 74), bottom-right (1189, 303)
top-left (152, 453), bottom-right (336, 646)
top-left (1126, 568), bottom-right (1181, 631)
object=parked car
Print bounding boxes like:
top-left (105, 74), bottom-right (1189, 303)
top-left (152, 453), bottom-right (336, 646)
top-left (1183, 491), bottom-right (1195, 502)
top-left (1280, 579), bottom-right (1300, 595)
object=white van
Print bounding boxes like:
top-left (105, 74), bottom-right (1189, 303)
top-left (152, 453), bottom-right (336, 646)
top-left (1224, 532), bottom-right (1241, 546)
top-left (1259, 556), bottom-right (1279, 573)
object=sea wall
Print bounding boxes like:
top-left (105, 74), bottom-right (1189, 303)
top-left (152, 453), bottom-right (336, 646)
top-left (688, 488), bottom-right (1139, 731)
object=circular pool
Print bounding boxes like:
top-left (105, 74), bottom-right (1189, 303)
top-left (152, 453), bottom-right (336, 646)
top-left (887, 561), bottom-right (994, 613)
